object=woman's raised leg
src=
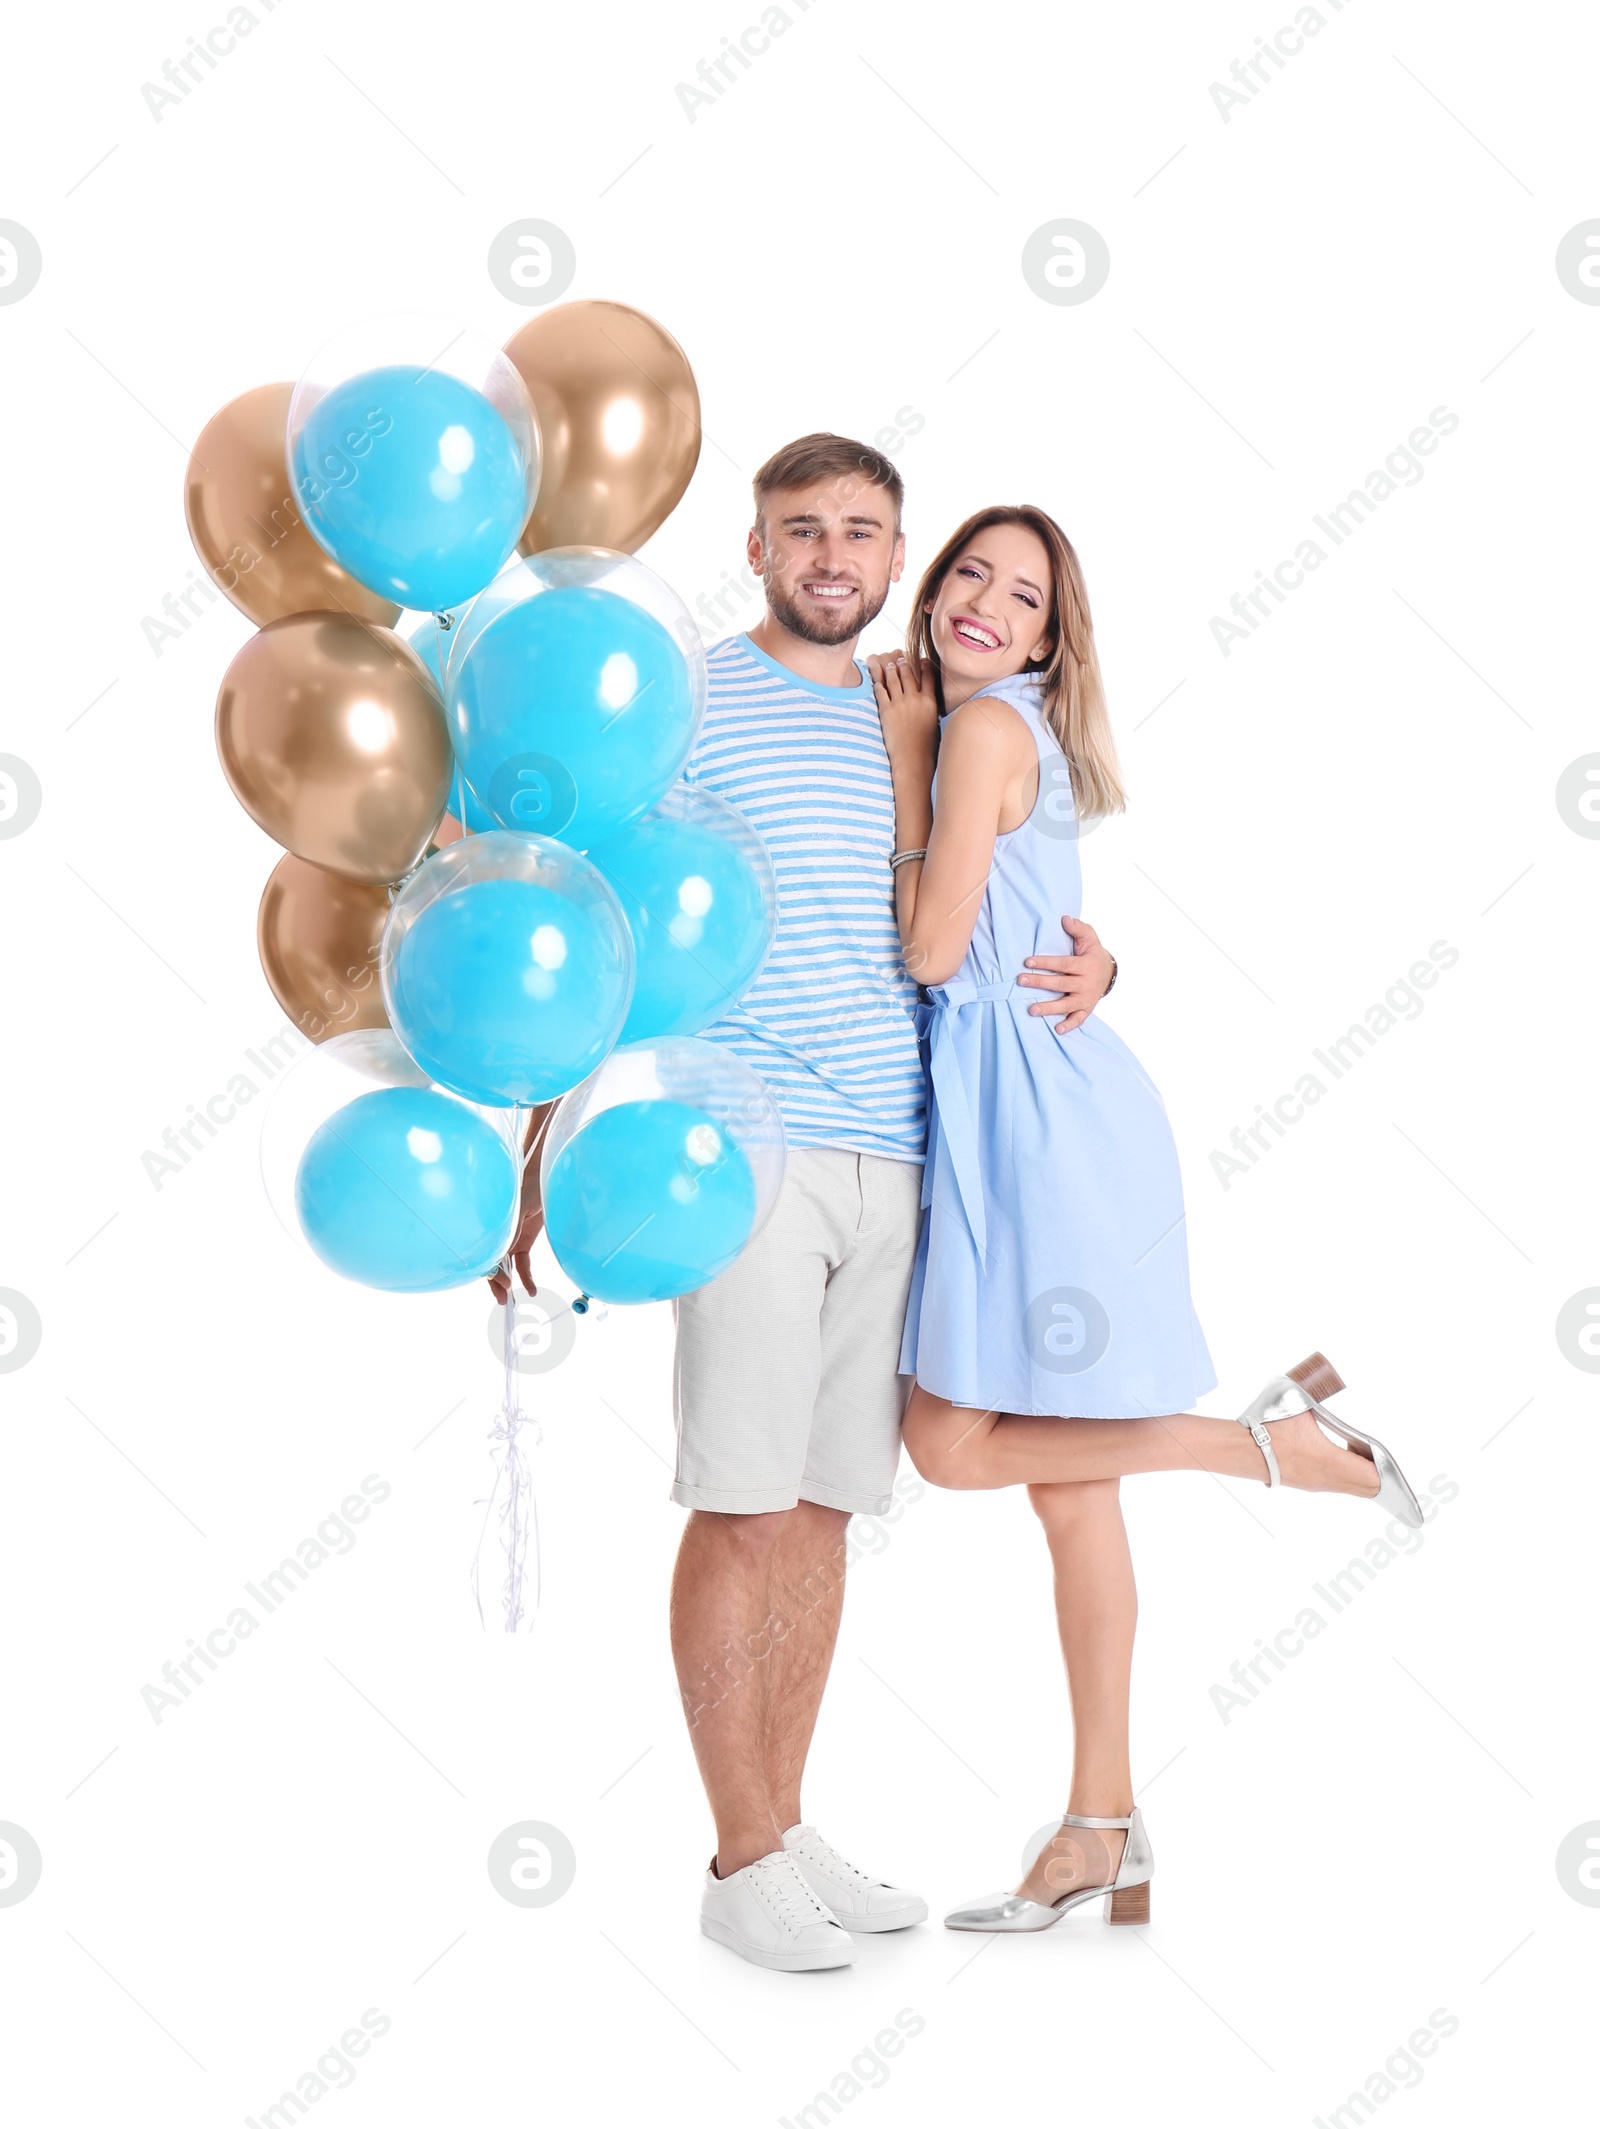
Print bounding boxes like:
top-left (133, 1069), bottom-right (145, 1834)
top-left (901, 1384), bottom-right (1381, 1496)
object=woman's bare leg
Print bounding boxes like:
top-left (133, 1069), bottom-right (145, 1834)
top-left (902, 1384), bottom-right (1381, 1496)
top-left (1014, 1479), bottom-right (1137, 1902)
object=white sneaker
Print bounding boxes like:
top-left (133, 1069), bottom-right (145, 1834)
top-left (782, 1824), bottom-right (929, 1934)
top-left (700, 1849), bottom-right (856, 1971)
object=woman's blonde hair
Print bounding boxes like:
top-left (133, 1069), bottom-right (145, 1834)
top-left (906, 504), bottom-right (1125, 822)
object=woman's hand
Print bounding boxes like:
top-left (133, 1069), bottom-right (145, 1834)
top-left (867, 651), bottom-right (939, 765)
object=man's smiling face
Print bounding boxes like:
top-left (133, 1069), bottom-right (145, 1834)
top-left (748, 476), bottom-right (905, 647)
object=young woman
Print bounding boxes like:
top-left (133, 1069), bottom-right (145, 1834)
top-left (869, 505), bottom-right (1422, 1935)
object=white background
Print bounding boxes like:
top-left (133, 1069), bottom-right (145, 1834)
top-left (2, 0), bottom-right (1596, 2122)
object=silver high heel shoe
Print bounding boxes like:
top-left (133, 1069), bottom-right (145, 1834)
top-left (1237, 1353), bottom-right (1423, 1528)
top-left (944, 1809), bottom-right (1154, 1932)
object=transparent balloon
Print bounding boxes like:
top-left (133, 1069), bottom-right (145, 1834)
top-left (588, 783), bottom-right (777, 1043)
top-left (444, 546), bottom-right (707, 849)
top-left (259, 1028), bottom-right (522, 1292)
top-left (382, 829), bottom-right (634, 1107)
top-left (287, 314), bottom-right (540, 613)
top-left (539, 1037), bottom-right (786, 1304)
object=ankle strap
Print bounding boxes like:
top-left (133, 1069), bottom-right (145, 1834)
top-left (1059, 1811), bottom-right (1133, 1830)
top-left (1237, 1412), bottom-right (1282, 1487)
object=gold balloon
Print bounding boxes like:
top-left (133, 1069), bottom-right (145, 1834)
top-left (258, 853), bottom-right (394, 1043)
top-left (504, 301), bottom-right (701, 555)
top-left (185, 383), bottom-right (399, 629)
top-left (217, 614), bottom-right (451, 883)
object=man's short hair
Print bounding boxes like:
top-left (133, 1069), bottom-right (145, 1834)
top-left (752, 432), bottom-right (904, 527)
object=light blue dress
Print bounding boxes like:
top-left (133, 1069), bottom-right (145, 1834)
top-left (899, 673), bottom-right (1216, 1418)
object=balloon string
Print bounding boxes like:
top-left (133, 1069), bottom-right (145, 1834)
top-left (470, 1192), bottom-right (542, 1634)
top-left (431, 610), bottom-right (462, 831)
top-left (468, 1304), bottom-right (541, 1632)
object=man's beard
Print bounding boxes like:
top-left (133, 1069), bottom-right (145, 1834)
top-left (764, 570), bottom-right (891, 647)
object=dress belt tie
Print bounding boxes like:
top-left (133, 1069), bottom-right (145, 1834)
top-left (923, 980), bottom-right (1018, 1259)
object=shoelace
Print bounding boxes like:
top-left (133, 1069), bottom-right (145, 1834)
top-left (790, 1829), bottom-right (873, 1890)
top-left (753, 1854), bottom-right (835, 1930)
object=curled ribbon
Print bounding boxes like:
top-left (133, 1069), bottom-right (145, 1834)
top-left (469, 1275), bottom-right (543, 1634)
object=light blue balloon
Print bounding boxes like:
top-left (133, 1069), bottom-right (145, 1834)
top-left (387, 876), bottom-right (632, 1105)
top-left (543, 1099), bottom-right (756, 1303)
top-left (293, 365), bottom-right (530, 612)
top-left (450, 586), bottom-right (696, 847)
top-left (591, 807), bottom-right (775, 1041)
top-left (294, 1086), bottom-right (518, 1292)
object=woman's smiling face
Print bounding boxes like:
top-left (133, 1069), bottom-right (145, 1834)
top-left (926, 521), bottom-right (1054, 696)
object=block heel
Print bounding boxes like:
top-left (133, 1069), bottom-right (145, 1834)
top-left (1106, 1879), bottom-right (1150, 1926)
top-left (1236, 1351), bottom-right (1424, 1530)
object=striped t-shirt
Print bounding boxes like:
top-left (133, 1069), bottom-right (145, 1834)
top-left (683, 633), bottom-right (926, 1163)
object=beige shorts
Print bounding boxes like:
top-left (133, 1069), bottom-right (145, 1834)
top-left (671, 1147), bottom-right (925, 1517)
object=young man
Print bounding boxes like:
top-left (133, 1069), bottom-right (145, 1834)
top-left (493, 434), bottom-right (1115, 1970)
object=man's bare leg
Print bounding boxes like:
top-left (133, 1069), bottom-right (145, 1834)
top-left (763, 1501), bottom-right (851, 1832)
top-left (670, 1502), bottom-right (851, 1876)
top-left (671, 1509), bottom-right (788, 1875)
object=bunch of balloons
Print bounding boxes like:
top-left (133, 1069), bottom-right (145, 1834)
top-left (190, 301), bottom-right (786, 1305)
